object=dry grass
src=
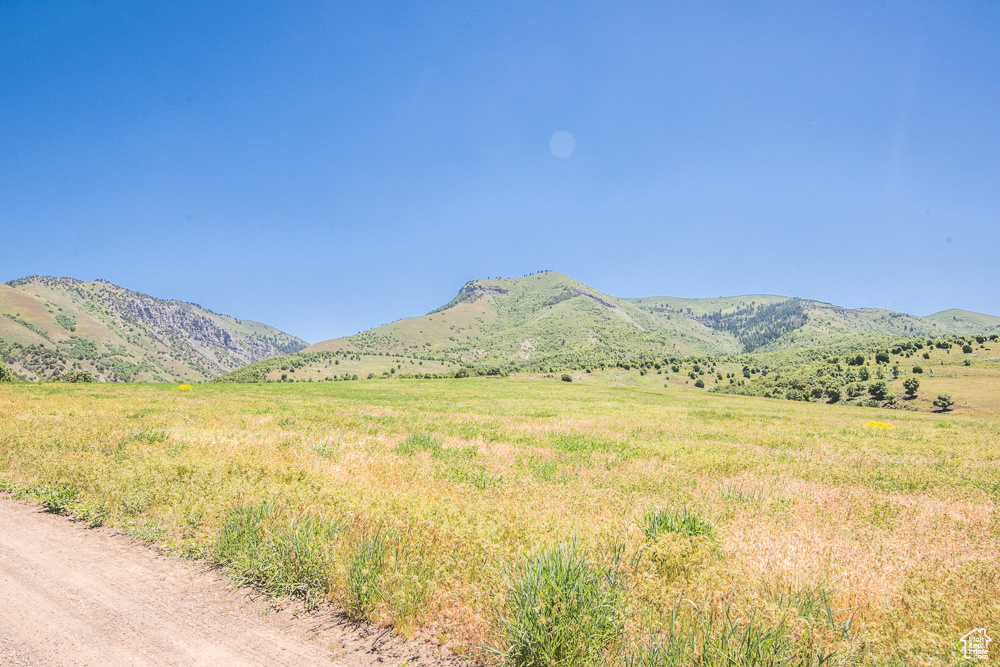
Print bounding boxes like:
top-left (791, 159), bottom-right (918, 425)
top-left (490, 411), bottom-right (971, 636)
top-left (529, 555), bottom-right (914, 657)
top-left (1, 378), bottom-right (997, 664)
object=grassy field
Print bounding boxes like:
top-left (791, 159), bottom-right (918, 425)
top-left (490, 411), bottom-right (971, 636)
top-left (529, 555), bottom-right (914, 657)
top-left (1, 378), bottom-right (997, 665)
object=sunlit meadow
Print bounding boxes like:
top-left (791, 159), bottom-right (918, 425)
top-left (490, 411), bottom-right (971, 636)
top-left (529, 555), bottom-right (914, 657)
top-left (1, 378), bottom-right (997, 665)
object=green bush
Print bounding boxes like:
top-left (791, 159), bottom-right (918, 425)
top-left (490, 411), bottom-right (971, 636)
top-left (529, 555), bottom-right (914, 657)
top-left (933, 394), bottom-right (955, 411)
top-left (0, 360), bottom-right (13, 382)
top-left (868, 380), bottom-right (889, 400)
top-left (903, 377), bottom-right (919, 396)
top-left (491, 541), bottom-right (625, 667)
top-left (61, 370), bottom-right (94, 383)
top-left (561, 374), bottom-right (572, 382)
top-left (694, 378), bottom-right (705, 388)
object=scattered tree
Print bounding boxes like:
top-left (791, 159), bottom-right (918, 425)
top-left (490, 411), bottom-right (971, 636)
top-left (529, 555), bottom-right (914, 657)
top-left (868, 380), bottom-right (889, 400)
top-left (903, 377), bottom-right (920, 397)
top-left (0, 361), bottom-right (13, 382)
top-left (60, 371), bottom-right (93, 383)
top-left (933, 394), bottom-right (955, 411)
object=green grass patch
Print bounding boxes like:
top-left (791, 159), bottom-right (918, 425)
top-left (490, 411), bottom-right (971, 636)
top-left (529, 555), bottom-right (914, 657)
top-left (490, 541), bottom-right (625, 667)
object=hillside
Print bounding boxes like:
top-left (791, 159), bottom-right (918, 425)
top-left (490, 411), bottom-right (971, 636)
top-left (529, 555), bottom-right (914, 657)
top-left (309, 271), bottom-right (745, 360)
top-left (217, 271), bottom-right (998, 383)
top-left (0, 276), bottom-right (307, 382)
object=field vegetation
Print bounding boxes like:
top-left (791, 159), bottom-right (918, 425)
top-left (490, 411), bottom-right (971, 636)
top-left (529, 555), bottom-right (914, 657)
top-left (2, 377), bottom-right (997, 665)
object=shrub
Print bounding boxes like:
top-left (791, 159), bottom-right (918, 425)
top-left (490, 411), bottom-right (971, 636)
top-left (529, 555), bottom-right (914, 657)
top-left (824, 387), bottom-right (841, 403)
top-left (912, 365), bottom-right (923, 374)
top-left (933, 394), bottom-right (955, 411)
top-left (0, 361), bottom-right (13, 382)
top-left (61, 371), bottom-right (94, 383)
top-left (868, 380), bottom-right (889, 400)
top-left (903, 377), bottom-right (919, 396)
top-left (491, 541), bottom-right (625, 667)
top-left (561, 374), bottom-right (572, 382)
top-left (694, 378), bottom-right (705, 388)
top-left (962, 344), bottom-right (973, 353)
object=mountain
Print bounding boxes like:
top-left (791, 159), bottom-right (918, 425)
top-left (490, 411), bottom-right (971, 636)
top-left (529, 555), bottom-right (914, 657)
top-left (257, 271), bottom-right (996, 378)
top-left (0, 276), bottom-right (307, 382)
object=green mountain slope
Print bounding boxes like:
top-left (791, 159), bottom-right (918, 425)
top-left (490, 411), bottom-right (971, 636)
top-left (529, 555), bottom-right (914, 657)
top-left (217, 272), bottom-right (989, 383)
top-left (0, 276), bottom-right (307, 382)
top-left (309, 272), bottom-right (747, 363)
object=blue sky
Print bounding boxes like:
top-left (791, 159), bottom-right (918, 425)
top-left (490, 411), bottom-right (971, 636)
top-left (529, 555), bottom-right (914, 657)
top-left (2, 2), bottom-right (998, 343)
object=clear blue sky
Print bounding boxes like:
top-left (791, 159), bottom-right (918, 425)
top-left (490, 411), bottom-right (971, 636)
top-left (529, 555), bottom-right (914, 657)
top-left (2, 2), bottom-right (998, 343)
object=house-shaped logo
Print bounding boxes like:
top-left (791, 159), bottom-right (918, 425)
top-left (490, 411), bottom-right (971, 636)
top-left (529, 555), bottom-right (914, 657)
top-left (961, 628), bottom-right (991, 660)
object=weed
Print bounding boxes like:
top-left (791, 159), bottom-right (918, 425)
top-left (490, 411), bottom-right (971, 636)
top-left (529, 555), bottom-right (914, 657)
top-left (131, 429), bottom-right (171, 443)
top-left (438, 463), bottom-right (504, 490)
top-left (397, 432), bottom-right (443, 456)
top-left (37, 484), bottom-right (79, 515)
top-left (121, 492), bottom-right (152, 516)
top-left (640, 506), bottom-right (714, 541)
top-left (720, 483), bottom-right (768, 506)
top-left (759, 581), bottom-right (858, 641)
top-left (645, 532), bottom-right (714, 584)
top-left (344, 526), bottom-right (389, 620)
top-left (125, 519), bottom-right (165, 544)
top-left (490, 540), bottom-right (625, 667)
top-left (384, 539), bottom-right (437, 632)
top-left (310, 441), bottom-right (337, 458)
top-left (215, 501), bottom-right (342, 605)
top-left (622, 593), bottom-right (845, 667)
top-left (78, 501), bottom-right (108, 527)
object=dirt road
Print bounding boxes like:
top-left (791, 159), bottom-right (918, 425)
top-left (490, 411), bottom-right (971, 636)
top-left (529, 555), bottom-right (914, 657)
top-left (0, 498), bottom-right (472, 666)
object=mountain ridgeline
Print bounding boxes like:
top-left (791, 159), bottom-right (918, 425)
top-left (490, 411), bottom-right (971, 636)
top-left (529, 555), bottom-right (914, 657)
top-left (217, 271), bottom-right (999, 382)
top-left (0, 276), bottom-right (307, 382)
